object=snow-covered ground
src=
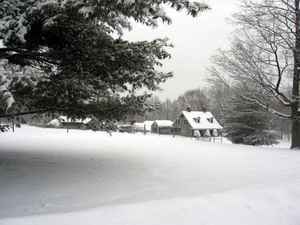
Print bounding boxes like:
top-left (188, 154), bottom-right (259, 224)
top-left (0, 126), bottom-right (300, 225)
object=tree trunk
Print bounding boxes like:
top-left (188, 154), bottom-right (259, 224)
top-left (12, 116), bottom-right (15, 132)
top-left (291, 104), bottom-right (300, 149)
top-left (291, 0), bottom-right (300, 149)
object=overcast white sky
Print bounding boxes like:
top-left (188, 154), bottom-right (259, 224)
top-left (123, 0), bottom-right (239, 101)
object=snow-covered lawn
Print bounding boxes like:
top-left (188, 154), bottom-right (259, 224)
top-left (0, 126), bottom-right (300, 225)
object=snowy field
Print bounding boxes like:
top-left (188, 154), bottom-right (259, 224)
top-left (0, 125), bottom-right (300, 225)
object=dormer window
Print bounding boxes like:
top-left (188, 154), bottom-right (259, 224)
top-left (194, 117), bottom-right (201, 123)
top-left (207, 117), bottom-right (214, 123)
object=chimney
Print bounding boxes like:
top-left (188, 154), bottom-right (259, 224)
top-left (202, 106), bottom-right (207, 113)
top-left (187, 105), bottom-right (191, 112)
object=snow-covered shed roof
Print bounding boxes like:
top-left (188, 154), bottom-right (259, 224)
top-left (133, 121), bottom-right (156, 131)
top-left (61, 116), bottom-right (92, 124)
top-left (49, 116), bottom-right (92, 124)
top-left (153, 120), bottom-right (173, 127)
top-left (143, 121), bottom-right (154, 131)
top-left (180, 111), bottom-right (223, 130)
top-left (133, 123), bottom-right (144, 129)
top-left (47, 118), bottom-right (60, 126)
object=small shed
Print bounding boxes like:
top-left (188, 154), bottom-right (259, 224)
top-left (151, 120), bottom-right (173, 134)
top-left (118, 124), bottom-right (133, 133)
top-left (133, 123), bottom-right (145, 131)
top-left (143, 121), bottom-right (154, 132)
top-left (132, 121), bottom-right (154, 133)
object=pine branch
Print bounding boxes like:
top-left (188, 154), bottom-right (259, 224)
top-left (0, 107), bottom-right (85, 118)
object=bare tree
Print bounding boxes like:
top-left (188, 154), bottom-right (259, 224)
top-left (139, 96), bottom-right (162, 121)
top-left (208, 0), bottom-right (300, 149)
top-left (169, 99), bottom-right (182, 121)
top-left (173, 88), bottom-right (209, 112)
top-left (206, 78), bottom-right (232, 122)
top-left (160, 98), bottom-right (172, 120)
top-left (183, 88), bottom-right (209, 111)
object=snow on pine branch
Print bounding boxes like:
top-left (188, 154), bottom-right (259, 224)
top-left (0, 59), bottom-right (17, 109)
top-left (1, 0), bottom-right (209, 43)
top-left (0, 59), bottom-right (46, 110)
top-left (78, 6), bottom-right (96, 19)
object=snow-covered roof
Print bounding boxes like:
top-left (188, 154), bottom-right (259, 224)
top-left (47, 118), bottom-right (60, 126)
top-left (119, 124), bottom-right (132, 128)
top-left (180, 111), bottom-right (223, 130)
top-left (133, 123), bottom-right (144, 129)
top-left (153, 120), bottom-right (173, 127)
top-left (143, 121), bottom-right (154, 131)
top-left (56, 116), bottom-right (92, 124)
top-left (133, 121), bottom-right (155, 131)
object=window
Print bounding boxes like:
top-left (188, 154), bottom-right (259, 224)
top-left (207, 117), bottom-right (214, 123)
top-left (193, 117), bottom-right (201, 123)
top-left (184, 119), bottom-right (188, 125)
top-left (176, 119), bottom-right (180, 125)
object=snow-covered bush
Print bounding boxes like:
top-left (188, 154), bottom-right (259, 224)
top-left (204, 130), bottom-right (211, 137)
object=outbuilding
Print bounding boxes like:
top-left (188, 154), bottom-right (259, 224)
top-left (151, 120), bottom-right (173, 134)
top-left (48, 116), bottom-right (101, 130)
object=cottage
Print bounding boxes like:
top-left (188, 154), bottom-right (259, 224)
top-left (151, 120), bottom-right (173, 134)
top-left (172, 106), bottom-right (223, 137)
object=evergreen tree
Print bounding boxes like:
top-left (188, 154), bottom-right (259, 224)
top-left (0, 0), bottom-right (209, 123)
top-left (223, 97), bottom-right (278, 146)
